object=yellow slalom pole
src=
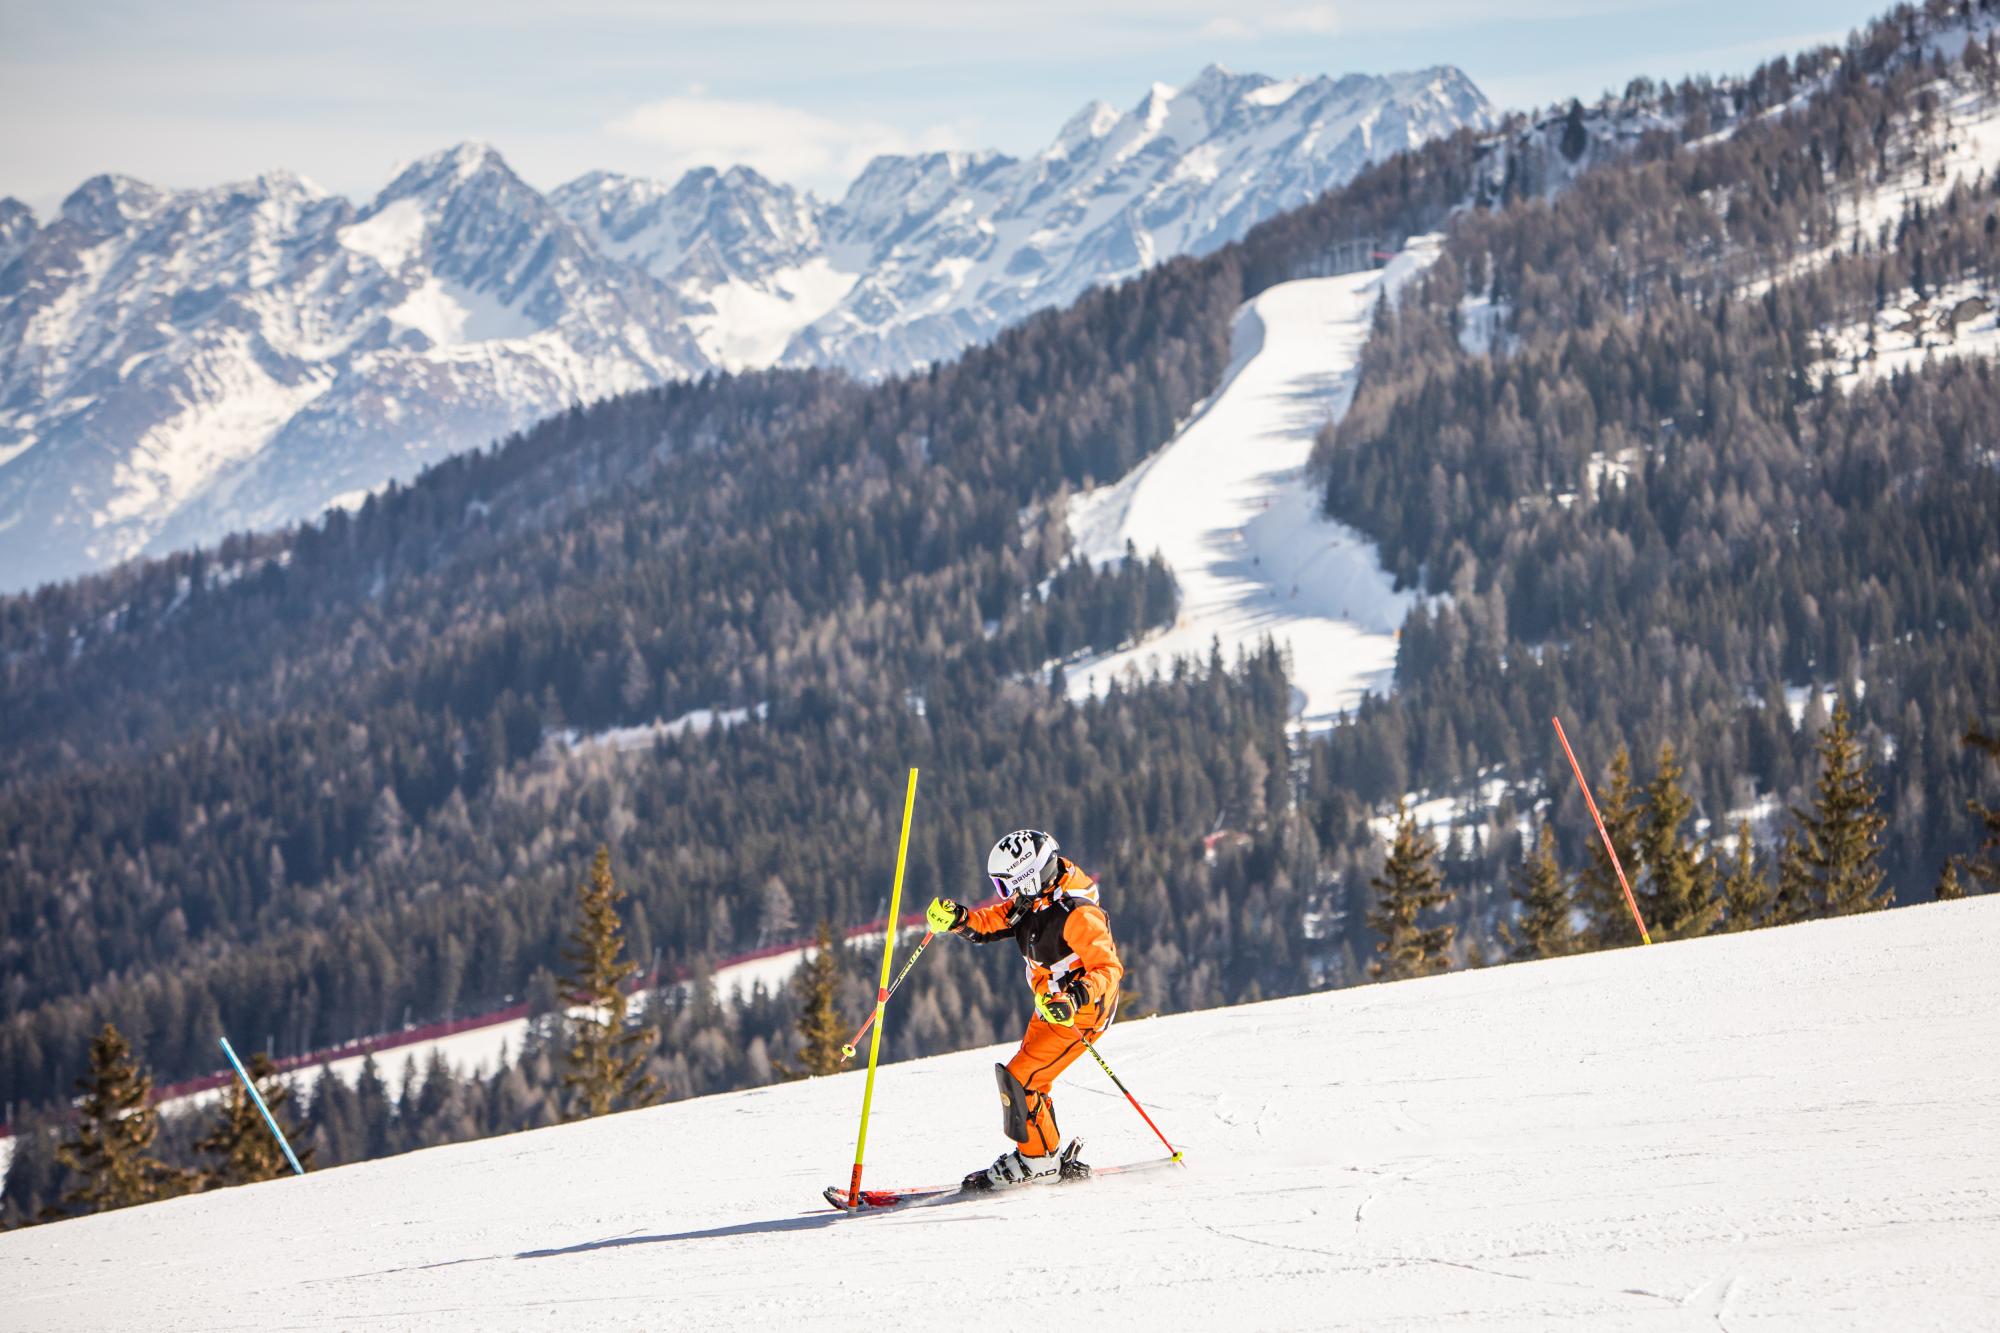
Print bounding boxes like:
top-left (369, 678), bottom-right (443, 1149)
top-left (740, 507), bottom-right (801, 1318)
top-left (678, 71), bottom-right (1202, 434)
top-left (846, 766), bottom-right (920, 1207)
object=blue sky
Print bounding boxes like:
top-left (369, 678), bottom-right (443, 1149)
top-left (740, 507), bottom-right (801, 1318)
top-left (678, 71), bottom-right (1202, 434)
top-left (2, 0), bottom-right (1896, 211)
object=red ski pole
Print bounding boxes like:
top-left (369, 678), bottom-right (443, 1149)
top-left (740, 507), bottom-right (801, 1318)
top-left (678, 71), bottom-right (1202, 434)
top-left (839, 929), bottom-right (934, 1062)
top-left (1080, 1035), bottom-right (1184, 1164)
top-left (1551, 715), bottom-right (1653, 945)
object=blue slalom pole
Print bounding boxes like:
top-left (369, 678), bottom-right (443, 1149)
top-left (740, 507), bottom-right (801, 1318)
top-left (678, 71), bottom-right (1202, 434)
top-left (219, 1036), bottom-right (305, 1177)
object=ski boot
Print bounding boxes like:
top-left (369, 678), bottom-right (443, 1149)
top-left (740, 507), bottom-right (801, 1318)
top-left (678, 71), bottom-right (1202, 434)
top-left (1058, 1138), bottom-right (1091, 1182)
top-left (962, 1147), bottom-right (1060, 1192)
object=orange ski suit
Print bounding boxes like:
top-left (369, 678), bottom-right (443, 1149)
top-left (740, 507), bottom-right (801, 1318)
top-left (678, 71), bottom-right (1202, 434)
top-left (954, 859), bottom-right (1123, 1156)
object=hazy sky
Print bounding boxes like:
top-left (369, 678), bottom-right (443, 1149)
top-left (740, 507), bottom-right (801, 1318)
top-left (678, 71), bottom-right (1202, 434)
top-left (2, 0), bottom-right (1895, 212)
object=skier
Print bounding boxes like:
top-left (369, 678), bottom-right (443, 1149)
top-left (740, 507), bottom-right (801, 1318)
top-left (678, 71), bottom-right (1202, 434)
top-left (927, 828), bottom-right (1123, 1190)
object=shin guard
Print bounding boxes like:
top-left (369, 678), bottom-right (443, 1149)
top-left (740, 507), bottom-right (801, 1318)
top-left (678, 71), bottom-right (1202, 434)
top-left (994, 1062), bottom-right (1031, 1143)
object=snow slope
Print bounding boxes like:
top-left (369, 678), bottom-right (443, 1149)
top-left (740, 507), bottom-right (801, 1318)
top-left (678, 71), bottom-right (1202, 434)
top-left (5, 897), bottom-right (1994, 1330)
top-left (1065, 243), bottom-right (1440, 728)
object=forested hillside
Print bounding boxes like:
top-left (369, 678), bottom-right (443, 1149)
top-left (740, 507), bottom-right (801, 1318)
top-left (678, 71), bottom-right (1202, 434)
top-left (2, 0), bottom-right (1995, 1212)
top-left (1316, 0), bottom-right (2000, 891)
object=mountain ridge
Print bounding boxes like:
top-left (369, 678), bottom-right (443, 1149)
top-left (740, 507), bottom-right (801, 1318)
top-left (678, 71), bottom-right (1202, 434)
top-left (0, 64), bottom-right (1493, 592)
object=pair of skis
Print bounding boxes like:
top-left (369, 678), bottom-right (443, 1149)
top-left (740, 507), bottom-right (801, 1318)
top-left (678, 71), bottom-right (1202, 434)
top-left (822, 1149), bottom-right (1183, 1213)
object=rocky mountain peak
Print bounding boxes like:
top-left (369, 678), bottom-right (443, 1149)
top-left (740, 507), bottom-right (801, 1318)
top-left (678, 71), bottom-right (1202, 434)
top-left (58, 174), bottom-right (172, 236)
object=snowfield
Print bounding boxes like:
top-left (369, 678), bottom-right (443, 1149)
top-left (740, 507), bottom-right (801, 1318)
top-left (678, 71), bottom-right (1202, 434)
top-left (1065, 246), bottom-right (1439, 730)
top-left (5, 897), bottom-right (1995, 1330)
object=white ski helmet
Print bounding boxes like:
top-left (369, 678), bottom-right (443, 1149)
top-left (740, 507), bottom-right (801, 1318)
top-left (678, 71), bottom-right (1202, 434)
top-left (987, 829), bottom-right (1061, 900)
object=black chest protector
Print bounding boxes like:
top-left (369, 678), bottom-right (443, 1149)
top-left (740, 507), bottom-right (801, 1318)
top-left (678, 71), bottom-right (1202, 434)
top-left (1010, 895), bottom-right (1080, 966)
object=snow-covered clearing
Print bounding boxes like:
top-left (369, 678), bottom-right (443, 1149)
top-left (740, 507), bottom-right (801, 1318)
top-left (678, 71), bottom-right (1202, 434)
top-left (1368, 775), bottom-right (1514, 846)
top-left (1065, 241), bottom-right (1442, 730)
top-left (4, 898), bottom-right (1994, 1330)
top-left (1814, 276), bottom-right (2000, 390)
top-left (551, 703), bottom-right (768, 756)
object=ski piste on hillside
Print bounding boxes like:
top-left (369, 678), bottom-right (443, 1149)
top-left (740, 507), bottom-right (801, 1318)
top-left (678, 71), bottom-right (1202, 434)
top-left (4, 897), bottom-right (1994, 1331)
top-left (1065, 241), bottom-right (1441, 729)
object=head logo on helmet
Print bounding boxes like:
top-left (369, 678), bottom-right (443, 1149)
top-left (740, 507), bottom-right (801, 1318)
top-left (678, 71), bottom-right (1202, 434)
top-left (988, 829), bottom-right (1060, 901)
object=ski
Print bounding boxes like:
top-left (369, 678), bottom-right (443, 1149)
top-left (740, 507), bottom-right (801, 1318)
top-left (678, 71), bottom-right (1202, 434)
top-left (822, 1183), bottom-right (960, 1212)
top-left (821, 1150), bottom-right (1183, 1213)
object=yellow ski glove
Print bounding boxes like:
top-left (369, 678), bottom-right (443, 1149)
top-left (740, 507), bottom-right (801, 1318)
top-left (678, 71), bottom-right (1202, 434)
top-left (927, 897), bottom-right (966, 933)
top-left (1035, 990), bottom-right (1077, 1027)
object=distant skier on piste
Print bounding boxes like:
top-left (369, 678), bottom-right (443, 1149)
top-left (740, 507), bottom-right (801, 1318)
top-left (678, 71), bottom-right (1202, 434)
top-left (927, 828), bottom-right (1123, 1190)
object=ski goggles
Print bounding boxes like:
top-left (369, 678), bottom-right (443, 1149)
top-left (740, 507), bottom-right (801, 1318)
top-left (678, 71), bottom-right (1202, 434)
top-left (991, 869), bottom-right (1039, 900)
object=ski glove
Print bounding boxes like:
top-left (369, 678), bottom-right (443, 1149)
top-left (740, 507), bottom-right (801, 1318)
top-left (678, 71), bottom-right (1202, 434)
top-left (1035, 990), bottom-right (1077, 1027)
top-left (927, 897), bottom-right (967, 933)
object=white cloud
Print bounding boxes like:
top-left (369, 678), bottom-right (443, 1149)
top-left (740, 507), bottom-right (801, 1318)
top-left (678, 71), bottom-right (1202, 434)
top-left (1198, 5), bottom-right (1341, 42)
top-left (605, 93), bottom-right (969, 194)
top-left (1269, 6), bottom-right (1342, 35)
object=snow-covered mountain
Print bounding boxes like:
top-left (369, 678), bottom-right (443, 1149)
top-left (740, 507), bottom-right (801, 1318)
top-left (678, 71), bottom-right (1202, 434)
top-left (3, 897), bottom-right (1992, 1329)
top-left (0, 145), bottom-right (705, 591)
top-left (568, 65), bottom-right (1494, 377)
top-left (0, 67), bottom-right (1492, 592)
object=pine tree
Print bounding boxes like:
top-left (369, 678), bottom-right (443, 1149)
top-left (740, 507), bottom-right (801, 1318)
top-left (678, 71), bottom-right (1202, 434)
top-left (1576, 746), bottom-right (1645, 946)
top-left (1770, 829), bottom-right (1815, 926)
top-left (195, 1050), bottom-right (313, 1187)
top-left (560, 846), bottom-right (660, 1120)
top-left (1934, 859), bottom-right (1966, 902)
top-left (1367, 805), bottom-right (1453, 982)
top-left (1637, 742), bottom-right (1723, 940)
top-left (780, 920), bottom-right (848, 1078)
top-left (1719, 821), bottom-right (1773, 931)
top-left (1560, 98), bottom-right (1590, 162)
top-left (1498, 822), bottom-right (1576, 961)
top-left (54, 1024), bottom-right (186, 1216)
top-left (1778, 700), bottom-right (1890, 917)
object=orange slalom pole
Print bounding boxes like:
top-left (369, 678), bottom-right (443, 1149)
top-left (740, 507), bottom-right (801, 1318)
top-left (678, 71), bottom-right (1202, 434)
top-left (845, 767), bottom-right (920, 1208)
top-left (1551, 715), bottom-right (1652, 946)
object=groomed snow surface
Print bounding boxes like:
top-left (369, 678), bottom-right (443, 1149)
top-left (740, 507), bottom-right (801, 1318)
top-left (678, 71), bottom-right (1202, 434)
top-left (1065, 243), bottom-right (1440, 731)
top-left (6, 898), bottom-right (1995, 1330)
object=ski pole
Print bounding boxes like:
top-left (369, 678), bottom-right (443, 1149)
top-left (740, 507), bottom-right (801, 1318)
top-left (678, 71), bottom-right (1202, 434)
top-left (1079, 1034), bottom-right (1183, 1164)
top-left (218, 1036), bottom-right (305, 1177)
top-left (839, 929), bottom-right (934, 1062)
top-left (1551, 715), bottom-right (1653, 945)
